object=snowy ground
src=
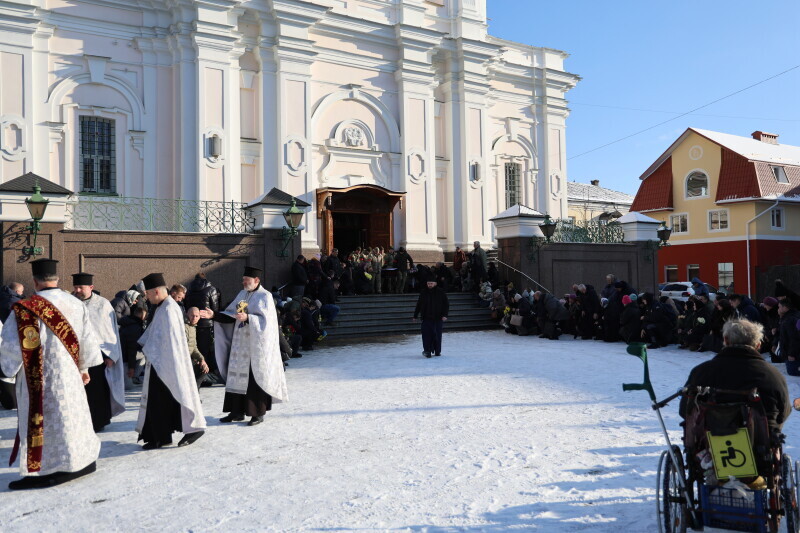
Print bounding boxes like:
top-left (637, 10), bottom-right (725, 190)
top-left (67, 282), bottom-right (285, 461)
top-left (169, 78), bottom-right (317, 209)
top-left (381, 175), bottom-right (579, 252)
top-left (1, 330), bottom-right (798, 532)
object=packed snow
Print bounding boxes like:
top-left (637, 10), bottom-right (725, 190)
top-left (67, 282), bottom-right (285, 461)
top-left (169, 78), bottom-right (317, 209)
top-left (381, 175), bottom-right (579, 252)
top-left (1, 330), bottom-right (798, 532)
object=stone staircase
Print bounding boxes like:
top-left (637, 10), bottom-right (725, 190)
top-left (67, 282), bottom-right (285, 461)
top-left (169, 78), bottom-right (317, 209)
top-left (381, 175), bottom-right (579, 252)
top-left (324, 292), bottom-right (498, 339)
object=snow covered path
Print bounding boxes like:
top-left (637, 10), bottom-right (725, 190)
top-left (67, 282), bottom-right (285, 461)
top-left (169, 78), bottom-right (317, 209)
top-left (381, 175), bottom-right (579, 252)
top-left (1, 330), bottom-right (797, 532)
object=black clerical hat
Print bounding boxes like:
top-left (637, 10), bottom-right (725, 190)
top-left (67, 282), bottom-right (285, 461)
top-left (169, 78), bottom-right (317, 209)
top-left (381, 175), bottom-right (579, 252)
top-left (72, 272), bottom-right (94, 286)
top-left (142, 273), bottom-right (167, 290)
top-left (31, 258), bottom-right (58, 278)
top-left (243, 266), bottom-right (263, 279)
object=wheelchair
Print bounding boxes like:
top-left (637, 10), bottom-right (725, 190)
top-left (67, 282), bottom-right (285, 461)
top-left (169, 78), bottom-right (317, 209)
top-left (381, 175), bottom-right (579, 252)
top-left (656, 386), bottom-right (799, 533)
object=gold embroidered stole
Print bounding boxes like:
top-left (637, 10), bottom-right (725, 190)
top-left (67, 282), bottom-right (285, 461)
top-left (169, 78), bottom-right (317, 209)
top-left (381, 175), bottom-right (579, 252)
top-left (9, 294), bottom-right (80, 472)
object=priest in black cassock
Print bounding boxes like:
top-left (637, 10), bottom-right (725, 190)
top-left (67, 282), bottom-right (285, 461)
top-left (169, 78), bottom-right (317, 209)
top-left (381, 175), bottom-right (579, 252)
top-left (135, 273), bottom-right (206, 449)
top-left (72, 272), bottom-right (126, 432)
top-left (205, 266), bottom-right (287, 426)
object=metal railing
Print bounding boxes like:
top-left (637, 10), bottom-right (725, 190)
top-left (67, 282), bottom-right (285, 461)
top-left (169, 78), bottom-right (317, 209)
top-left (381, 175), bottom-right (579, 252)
top-left (548, 219), bottom-right (625, 244)
top-left (65, 196), bottom-right (255, 234)
top-left (493, 258), bottom-right (551, 294)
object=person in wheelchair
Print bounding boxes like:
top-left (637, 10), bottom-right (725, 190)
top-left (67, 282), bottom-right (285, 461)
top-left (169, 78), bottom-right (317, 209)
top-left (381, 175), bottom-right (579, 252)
top-left (679, 318), bottom-right (792, 433)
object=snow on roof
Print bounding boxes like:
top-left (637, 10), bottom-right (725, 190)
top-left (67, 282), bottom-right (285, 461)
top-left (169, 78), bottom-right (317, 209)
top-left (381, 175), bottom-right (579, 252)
top-left (567, 181), bottom-right (634, 205)
top-left (693, 128), bottom-right (800, 166)
top-left (616, 211), bottom-right (660, 224)
top-left (489, 204), bottom-right (544, 221)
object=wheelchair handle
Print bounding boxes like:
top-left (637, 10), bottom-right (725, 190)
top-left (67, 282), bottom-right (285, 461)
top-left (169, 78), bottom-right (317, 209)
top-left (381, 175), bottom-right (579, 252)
top-left (652, 387), bottom-right (687, 410)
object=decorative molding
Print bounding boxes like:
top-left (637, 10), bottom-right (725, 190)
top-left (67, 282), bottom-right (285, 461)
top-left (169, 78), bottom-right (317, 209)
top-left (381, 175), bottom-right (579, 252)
top-left (550, 171), bottom-right (563, 200)
top-left (407, 149), bottom-right (427, 184)
top-left (129, 130), bottom-right (145, 159)
top-left (688, 145), bottom-right (704, 161)
top-left (0, 115), bottom-right (25, 161)
top-left (203, 127), bottom-right (224, 168)
top-left (47, 122), bottom-right (66, 153)
top-left (284, 136), bottom-right (307, 176)
top-left (85, 55), bottom-right (110, 84)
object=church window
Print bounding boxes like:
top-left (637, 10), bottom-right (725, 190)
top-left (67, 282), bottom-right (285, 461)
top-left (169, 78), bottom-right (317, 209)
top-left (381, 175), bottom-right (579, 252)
top-left (80, 116), bottom-right (116, 194)
top-left (685, 171), bottom-right (709, 198)
top-left (504, 162), bottom-right (521, 208)
top-left (469, 162), bottom-right (480, 183)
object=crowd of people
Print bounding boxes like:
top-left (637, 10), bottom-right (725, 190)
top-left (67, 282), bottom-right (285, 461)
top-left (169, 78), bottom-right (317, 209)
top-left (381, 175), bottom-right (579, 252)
top-left (289, 241), bottom-right (496, 298)
top-left (0, 260), bottom-right (288, 490)
top-left (489, 274), bottom-right (800, 376)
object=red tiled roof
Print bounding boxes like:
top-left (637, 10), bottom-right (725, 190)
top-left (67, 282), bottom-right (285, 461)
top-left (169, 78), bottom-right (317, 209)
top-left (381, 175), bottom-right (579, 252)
top-left (631, 156), bottom-right (673, 212)
top-left (755, 162), bottom-right (800, 199)
top-left (715, 147), bottom-right (760, 202)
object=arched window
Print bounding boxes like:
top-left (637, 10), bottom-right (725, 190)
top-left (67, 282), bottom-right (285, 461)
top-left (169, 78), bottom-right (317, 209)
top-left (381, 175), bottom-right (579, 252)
top-left (686, 171), bottom-right (709, 198)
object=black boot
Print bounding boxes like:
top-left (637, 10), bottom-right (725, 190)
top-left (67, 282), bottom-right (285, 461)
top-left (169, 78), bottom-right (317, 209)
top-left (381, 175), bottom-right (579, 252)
top-left (9, 462), bottom-right (97, 490)
top-left (247, 416), bottom-right (264, 426)
top-left (178, 431), bottom-right (204, 447)
top-left (220, 413), bottom-right (245, 423)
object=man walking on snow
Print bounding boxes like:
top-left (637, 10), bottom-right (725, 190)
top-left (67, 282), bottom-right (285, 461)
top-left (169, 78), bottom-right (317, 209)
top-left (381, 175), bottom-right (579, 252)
top-left (413, 272), bottom-right (449, 358)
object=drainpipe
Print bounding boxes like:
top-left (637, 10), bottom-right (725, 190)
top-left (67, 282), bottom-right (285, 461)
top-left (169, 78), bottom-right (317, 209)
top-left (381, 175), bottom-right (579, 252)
top-left (745, 199), bottom-right (780, 298)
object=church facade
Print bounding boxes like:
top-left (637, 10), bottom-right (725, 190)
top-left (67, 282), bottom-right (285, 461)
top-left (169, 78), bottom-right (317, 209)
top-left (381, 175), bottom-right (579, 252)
top-left (0, 0), bottom-right (578, 260)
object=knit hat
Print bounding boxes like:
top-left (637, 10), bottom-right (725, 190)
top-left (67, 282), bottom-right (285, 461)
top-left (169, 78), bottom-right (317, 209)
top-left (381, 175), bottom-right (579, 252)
top-left (763, 296), bottom-right (778, 308)
top-left (629, 293), bottom-right (638, 301)
top-left (622, 295), bottom-right (632, 305)
top-left (513, 293), bottom-right (522, 302)
top-left (613, 281), bottom-right (625, 288)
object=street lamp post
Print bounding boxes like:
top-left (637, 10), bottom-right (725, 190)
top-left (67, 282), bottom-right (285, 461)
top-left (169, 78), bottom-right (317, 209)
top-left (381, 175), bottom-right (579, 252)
top-left (278, 199), bottom-right (305, 258)
top-left (23, 185), bottom-right (49, 256)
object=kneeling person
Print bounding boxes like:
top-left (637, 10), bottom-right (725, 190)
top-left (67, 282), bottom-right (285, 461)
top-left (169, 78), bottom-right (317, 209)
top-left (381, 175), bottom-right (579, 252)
top-left (209, 267), bottom-right (288, 426)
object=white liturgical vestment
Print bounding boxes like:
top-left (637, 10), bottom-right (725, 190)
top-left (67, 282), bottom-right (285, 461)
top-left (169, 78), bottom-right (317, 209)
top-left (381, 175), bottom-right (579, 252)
top-left (0, 289), bottom-right (102, 476)
top-left (83, 294), bottom-right (126, 417)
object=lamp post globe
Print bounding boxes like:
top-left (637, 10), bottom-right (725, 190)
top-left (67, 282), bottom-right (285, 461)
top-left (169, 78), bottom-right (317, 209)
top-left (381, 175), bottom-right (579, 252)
top-left (283, 199), bottom-right (304, 230)
top-left (25, 185), bottom-right (49, 221)
top-left (540, 214), bottom-right (557, 242)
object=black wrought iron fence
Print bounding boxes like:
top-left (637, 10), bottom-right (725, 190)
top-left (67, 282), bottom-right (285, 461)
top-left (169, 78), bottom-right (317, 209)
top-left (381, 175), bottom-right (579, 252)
top-left (65, 196), bottom-right (255, 233)
top-left (547, 219), bottom-right (625, 244)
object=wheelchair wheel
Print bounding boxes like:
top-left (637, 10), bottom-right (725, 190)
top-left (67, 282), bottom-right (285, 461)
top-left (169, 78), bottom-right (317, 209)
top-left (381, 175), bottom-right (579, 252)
top-left (782, 454), bottom-right (799, 533)
top-left (657, 447), bottom-right (688, 533)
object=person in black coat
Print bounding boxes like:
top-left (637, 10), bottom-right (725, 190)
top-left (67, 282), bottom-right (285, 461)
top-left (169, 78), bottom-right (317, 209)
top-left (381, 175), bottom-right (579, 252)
top-left (413, 272), bottom-right (449, 358)
top-left (300, 298), bottom-right (323, 351)
top-left (777, 299), bottom-right (800, 376)
top-left (619, 294), bottom-right (642, 344)
top-left (323, 249), bottom-right (343, 279)
top-left (603, 281), bottom-right (634, 342)
top-left (318, 273), bottom-right (340, 326)
top-left (729, 294), bottom-right (760, 323)
top-left (640, 292), bottom-right (675, 349)
top-left (433, 262), bottom-right (453, 292)
top-left (679, 318), bottom-right (791, 432)
top-left (119, 306), bottom-right (147, 383)
top-left (577, 284), bottom-right (601, 340)
top-left (0, 282), bottom-right (23, 323)
top-left (394, 247), bottom-right (414, 294)
top-left (184, 273), bottom-right (222, 379)
top-left (535, 292), bottom-right (569, 340)
top-left (758, 297), bottom-right (780, 356)
top-left (291, 255), bottom-right (309, 298)
top-left (684, 297), bottom-right (711, 351)
top-left (339, 261), bottom-right (355, 295)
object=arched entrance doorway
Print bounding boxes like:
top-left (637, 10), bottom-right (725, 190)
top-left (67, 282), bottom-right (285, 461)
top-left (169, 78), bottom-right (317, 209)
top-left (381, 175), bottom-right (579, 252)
top-left (317, 185), bottom-right (405, 257)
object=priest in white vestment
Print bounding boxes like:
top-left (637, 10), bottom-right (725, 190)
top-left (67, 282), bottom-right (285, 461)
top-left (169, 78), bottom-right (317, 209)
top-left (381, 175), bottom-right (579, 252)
top-left (72, 272), bottom-right (126, 431)
top-left (208, 266), bottom-right (287, 426)
top-left (0, 259), bottom-right (101, 490)
top-left (135, 273), bottom-right (206, 449)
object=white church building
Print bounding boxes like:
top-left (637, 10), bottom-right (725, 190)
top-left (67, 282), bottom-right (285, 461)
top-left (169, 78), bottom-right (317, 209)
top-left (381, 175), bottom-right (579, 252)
top-left (0, 0), bottom-right (578, 260)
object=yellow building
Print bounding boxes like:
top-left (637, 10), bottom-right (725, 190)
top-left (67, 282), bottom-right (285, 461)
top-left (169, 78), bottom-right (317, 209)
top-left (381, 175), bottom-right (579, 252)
top-left (631, 128), bottom-right (800, 297)
top-left (566, 180), bottom-right (633, 224)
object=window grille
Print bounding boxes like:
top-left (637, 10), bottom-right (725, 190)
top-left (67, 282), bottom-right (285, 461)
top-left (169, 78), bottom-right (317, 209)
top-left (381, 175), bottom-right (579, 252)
top-left (504, 162), bottom-right (520, 209)
top-left (670, 213), bottom-right (688, 233)
top-left (718, 262), bottom-right (734, 289)
top-left (771, 208), bottom-right (784, 229)
top-left (708, 209), bottom-right (729, 231)
top-left (80, 116), bottom-right (116, 194)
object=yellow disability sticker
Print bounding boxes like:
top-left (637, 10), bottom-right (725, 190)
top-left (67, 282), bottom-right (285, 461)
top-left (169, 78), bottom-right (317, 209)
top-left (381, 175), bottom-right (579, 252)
top-left (706, 429), bottom-right (758, 479)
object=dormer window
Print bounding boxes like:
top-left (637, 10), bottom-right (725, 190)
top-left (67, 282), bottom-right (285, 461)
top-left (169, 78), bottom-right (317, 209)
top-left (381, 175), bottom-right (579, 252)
top-left (771, 166), bottom-right (789, 184)
top-left (686, 171), bottom-right (709, 198)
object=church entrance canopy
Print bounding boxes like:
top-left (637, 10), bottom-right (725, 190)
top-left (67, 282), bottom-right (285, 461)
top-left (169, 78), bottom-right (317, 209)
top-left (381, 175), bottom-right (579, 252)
top-left (316, 185), bottom-right (405, 257)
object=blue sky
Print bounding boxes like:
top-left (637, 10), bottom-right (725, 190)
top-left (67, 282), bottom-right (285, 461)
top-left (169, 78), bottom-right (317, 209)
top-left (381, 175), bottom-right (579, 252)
top-left (486, 0), bottom-right (800, 195)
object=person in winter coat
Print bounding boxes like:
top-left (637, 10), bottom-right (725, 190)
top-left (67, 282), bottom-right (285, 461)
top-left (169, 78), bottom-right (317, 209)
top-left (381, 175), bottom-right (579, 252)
top-left (679, 318), bottom-right (791, 432)
top-left (729, 294), bottom-right (760, 323)
top-left (691, 277), bottom-right (709, 299)
top-left (470, 242), bottom-right (488, 285)
top-left (452, 247), bottom-right (467, 275)
top-left (339, 261), bottom-right (355, 296)
top-left (413, 272), bottom-right (449, 357)
top-left (759, 296), bottom-right (780, 357)
top-left (0, 282), bottom-right (23, 323)
top-left (640, 292), bottom-right (675, 349)
top-left (490, 289), bottom-right (506, 316)
top-left (487, 262), bottom-right (499, 285)
top-left (291, 255), bottom-right (309, 298)
top-left (777, 299), bottom-right (800, 375)
top-left (577, 284), bottom-right (601, 340)
top-left (394, 247), bottom-right (414, 294)
top-left (434, 262), bottom-right (453, 292)
top-left (600, 274), bottom-right (617, 300)
top-left (775, 279), bottom-right (800, 309)
top-left (323, 249), bottom-right (343, 279)
top-left (603, 280), bottom-right (633, 342)
top-left (513, 293), bottom-right (536, 336)
top-left (683, 297), bottom-right (711, 351)
top-left (619, 294), bottom-right (642, 344)
top-left (110, 288), bottom-right (141, 323)
top-left (535, 291), bottom-right (569, 340)
top-left (354, 263), bottom-right (374, 295)
top-left (300, 298), bottom-right (323, 351)
top-left (184, 273), bottom-right (221, 379)
top-left (700, 299), bottom-right (736, 353)
top-left (318, 273), bottom-right (340, 326)
top-left (119, 306), bottom-right (147, 386)
top-left (478, 280), bottom-right (493, 308)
